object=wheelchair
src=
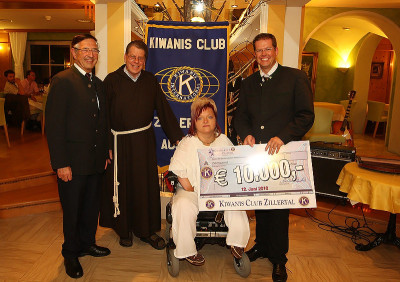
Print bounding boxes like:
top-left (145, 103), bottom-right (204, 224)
top-left (163, 171), bottom-right (251, 278)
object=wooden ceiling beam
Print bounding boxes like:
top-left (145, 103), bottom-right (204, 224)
top-left (0, 0), bottom-right (92, 9)
top-left (3, 29), bottom-right (91, 32)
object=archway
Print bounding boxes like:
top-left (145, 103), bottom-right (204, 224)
top-left (304, 10), bottom-right (400, 154)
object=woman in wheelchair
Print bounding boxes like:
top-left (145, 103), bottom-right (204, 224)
top-left (169, 97), bottom-right (250, 266)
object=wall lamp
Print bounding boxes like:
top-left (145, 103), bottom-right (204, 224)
top-left (337, 67), bottom-right (349, 73)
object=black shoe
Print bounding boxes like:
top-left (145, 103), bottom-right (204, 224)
top-left (140, 233), bottom-right (166, 250)
top-left (79, 245), bottom-right (111, 257)
top-left (245, 244), bottom-right (267, 262)
top-left (64, 257), bottom-right (83, 279)
top-left (272, 263), bottom-right (288, 282)
top-left (119, 237), bottom-right (133, 247)
top-left (119, 232), bottom-right (133, 247)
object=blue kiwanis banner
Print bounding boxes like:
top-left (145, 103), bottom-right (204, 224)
top-left (145, 21), bottom-right (229, 168)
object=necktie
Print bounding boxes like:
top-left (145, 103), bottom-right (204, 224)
top-left (261, 75), bottom-right (271, 86)
top-left (85, 73), bottom-right (92, 81)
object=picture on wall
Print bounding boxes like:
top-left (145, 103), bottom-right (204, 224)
top-left (370, 62), bottom-right (384, 79)
top-left (301, 52), bottom-right (318, 97)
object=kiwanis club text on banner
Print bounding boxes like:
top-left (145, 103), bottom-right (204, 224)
top-left (145, 21), bottom-right (229, 168)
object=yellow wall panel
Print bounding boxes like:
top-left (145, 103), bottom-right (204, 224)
top-left (267, 5), bottom-right (286, 63)
top-left (107, 2), bottom-right (125, 73)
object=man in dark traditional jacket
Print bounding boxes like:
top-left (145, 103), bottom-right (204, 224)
top-left (235, 33), bottom-right (314, 282)
top-left (99, 40), bottom-right (184, 250)
top-left (46, 34), bottom-right (111, 279)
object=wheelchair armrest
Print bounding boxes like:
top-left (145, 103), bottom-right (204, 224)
top-left (163, 170), bottom-right (178, 193)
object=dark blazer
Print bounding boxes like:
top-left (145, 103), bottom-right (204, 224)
top-left (46, 66), bottom-right (108, 175)
top-left (235, 64), bottom-right (314, 144)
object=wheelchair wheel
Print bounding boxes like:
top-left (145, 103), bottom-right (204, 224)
top-left (233, 253), bottom-right (251, 278)
top-left (166, 247), bottom-right (179, 277)
top-left (165, 221), bottom-right (172, 242)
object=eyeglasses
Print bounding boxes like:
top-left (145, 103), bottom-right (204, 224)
top-left (255, 47), bottom-right (275, 54)
top-left (74, 47), bottom-right (100, 54)
top-left (127, 55), bottom-right (145, 62)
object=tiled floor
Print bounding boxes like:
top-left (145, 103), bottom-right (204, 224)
top-left (1, 209), bottom-right (400, 281)
top-left (1, 125), bottom-right (400, 281)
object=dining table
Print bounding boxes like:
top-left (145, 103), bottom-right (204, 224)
top-left (337, 162), bottom-right (400, 251)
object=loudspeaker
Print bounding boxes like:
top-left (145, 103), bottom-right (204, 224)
top-left (310, 142), bottom-right (356, 199)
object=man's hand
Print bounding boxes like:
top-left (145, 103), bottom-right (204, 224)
top-left (265, 137), bottom-right (284, 155)
top-left (243, 135), bottom-right (256, 147)
top-left (57, 166), bottom-right (72, 182)
top-left (105, 149), bottom-right (112, 169)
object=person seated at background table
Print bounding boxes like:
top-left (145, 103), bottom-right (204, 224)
top-left (4, 69), bottom-right (43, 113)
top-left (3, 69), bottom-right (30, 126)
top-left (21, 70), bottom-right (43, 127)
top-left (3, 69), bottom-right (24, 95)
top-left (168, 97), bottom-right (250, 266)
top-left (21, 70), bottom-right (40, 99)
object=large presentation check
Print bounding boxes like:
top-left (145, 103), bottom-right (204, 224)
top-left (197, 141), bottom-right (316, 211)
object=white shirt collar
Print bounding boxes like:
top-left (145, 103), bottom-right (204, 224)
top-left (74, 63), bottom-right (91, 78)
top-left (259, 61), bottom-right (278, 78)
top-left (124, 66), bottom-right (141, 82)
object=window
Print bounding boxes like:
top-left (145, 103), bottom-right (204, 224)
top-left (27, 41), bottom-right (71, 83)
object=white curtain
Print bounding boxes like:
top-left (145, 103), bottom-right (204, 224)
top-left (9, 32), bottom-right (27, 80)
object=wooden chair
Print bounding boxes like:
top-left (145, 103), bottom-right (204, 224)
top-left (304, 107), bottom-right (346, 143)
top-left (363, 101), bottom-right (387, 138)
top-left (4, 94), bottom-right (30, 136)
top-left (0, 98), bottom-right (11, 147)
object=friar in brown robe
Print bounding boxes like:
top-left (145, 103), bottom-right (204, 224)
top-left (99, 40), bottom-right (183, 249)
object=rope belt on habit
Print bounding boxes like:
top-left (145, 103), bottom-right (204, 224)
top-left (111, 122), bottom-right (152, 217)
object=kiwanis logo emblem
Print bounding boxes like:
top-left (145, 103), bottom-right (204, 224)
top-left (205, 200), bottom-right (215, 209)
top-left (201, 166), bottom-right (213, 179)
top-left (155, 66), bottom-right (220, 103)
top-left (298, 196), bottom-right (310, 206)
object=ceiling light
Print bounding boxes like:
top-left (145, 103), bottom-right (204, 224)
top-left (231, 4), bottom-right (238, 8)
top-left (342, 27), bottom-right (350, 31)
top-left (76, 19), bottom-right (92, 23)
top-left (154, 3), bottom-right (160, 7)
top-left (195, 2), bottom-right (204, 12)
top-left (0, 19), bottom-right (12, 23)
top-left (191, 16), bottom-right (205, 22)
top-left (44, 16), bottom-right (52, 21)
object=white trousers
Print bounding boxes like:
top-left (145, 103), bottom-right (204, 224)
top-left (171, 187), bottom-right (250, 259)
